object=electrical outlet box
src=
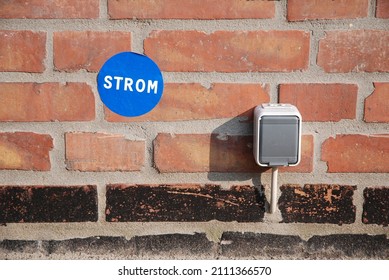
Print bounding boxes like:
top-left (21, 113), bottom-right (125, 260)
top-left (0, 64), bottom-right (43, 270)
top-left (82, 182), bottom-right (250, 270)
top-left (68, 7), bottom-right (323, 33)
top-left (253, 104), bottom-right (302, 167)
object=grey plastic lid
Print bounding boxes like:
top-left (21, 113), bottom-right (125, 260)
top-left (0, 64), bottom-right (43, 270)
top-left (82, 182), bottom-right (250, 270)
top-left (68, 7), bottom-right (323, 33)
top-left (259, 116), bottom-right (299, 166)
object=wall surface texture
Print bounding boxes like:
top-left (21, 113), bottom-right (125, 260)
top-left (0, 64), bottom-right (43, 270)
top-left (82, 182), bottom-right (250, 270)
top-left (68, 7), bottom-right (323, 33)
top-left (0, 0), bottom-right (388, 259)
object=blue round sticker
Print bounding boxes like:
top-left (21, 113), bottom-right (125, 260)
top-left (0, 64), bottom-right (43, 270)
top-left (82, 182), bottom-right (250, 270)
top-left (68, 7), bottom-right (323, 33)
top-left (97, 52), bottom-right (164, 117)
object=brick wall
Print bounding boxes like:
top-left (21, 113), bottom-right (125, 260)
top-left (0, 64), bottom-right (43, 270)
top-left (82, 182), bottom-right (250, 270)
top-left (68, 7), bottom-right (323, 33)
top-left (0, 0), bottom-right (388, 259)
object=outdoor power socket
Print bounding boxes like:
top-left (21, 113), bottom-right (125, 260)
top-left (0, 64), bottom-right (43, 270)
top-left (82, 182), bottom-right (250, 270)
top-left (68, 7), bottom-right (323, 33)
top-left (253, 103), bottom-right (302, 213)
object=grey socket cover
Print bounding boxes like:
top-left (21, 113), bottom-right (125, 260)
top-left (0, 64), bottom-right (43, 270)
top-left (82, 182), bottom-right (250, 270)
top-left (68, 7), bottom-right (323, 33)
top-left (253, 104), bottom-right (302, 167)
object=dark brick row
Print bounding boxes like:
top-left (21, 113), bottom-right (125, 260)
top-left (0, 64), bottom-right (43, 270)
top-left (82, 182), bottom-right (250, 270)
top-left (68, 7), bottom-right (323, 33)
top-left (106, 184), bottom-right (387, 225)
top-left (0, 185), bottom-right (387, 225)
top-left (1, 233), bottom-right (388, 259)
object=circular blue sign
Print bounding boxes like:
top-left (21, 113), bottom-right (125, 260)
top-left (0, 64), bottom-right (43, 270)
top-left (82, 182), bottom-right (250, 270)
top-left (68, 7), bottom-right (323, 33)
top-left (97, 52), bottom-right (164, 117)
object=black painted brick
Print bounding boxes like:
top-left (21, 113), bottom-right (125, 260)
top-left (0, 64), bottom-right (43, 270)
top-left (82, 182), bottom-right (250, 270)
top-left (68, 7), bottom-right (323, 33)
top-left (44, 236), bottom-right (136, 256)
top-left (307, 234), bottom-right (389, 259)
top-left (134, 233), bottom-right (215, 258)
top-left (220, 232), bottom-right (305, 259)
top-left (220, 232), bottom-right (389, 259)
top-left (0, 240), bottom-right (39, 254)
top-left (363, 187), bottom-right (389, 226)
top-left (1, 234), bottom-right (388, 259)
top-left (38, 234), bottom-right (214, 258)
top-left (279, 184), bottom-right (356, 224)
top-left (0, 185), bottom-right (98, 223)
top-left (106, 184), bottom-right (265, 222)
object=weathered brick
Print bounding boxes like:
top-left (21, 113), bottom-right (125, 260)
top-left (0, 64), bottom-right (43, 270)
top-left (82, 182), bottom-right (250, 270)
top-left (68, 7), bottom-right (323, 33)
top-left (321, 134), bottom-right (389, 173)
top-left (376, 0), bottom-right (389, 18)
top-left (0, 0), bottom-right (99, 19)
top-left (154, 133), bottom-right (313, 173)
top-left (364, 83), bottom-right (389, 123)
top-left (144, 30), bottom-right (310, 72)
top-left (43, 234), bottom-right (214, 258)
top-left (53, 31), bottom-right (131, 72)
top-left (0, 30), bottom-right (46, 73)
top-left (2, 234), bottom-right (388, 259)
top-left (0, 132), bottom-right (53, 171)
top-left (221, 233), bottom-right (389, 259)
top-left (105, 83), bottom-right (270, 122)
top-left (0, 185), bottom-right (97, 223)
top-left (220, 232), bottom-right (305, 259)
top-left (0, 231), bottom-right (389, 260)
top-left (108, 0), bottom-right (275, 19)
top-left (279, 83), bottom-right (357, 122)
top-left (307, 234), bottom-right (389, 259)
top-left (106, 184), bottom-right (265, 222)
top-left (363, 187), bottom-right (389, 226)
top-left (0, 240), bottom-right (39, 254)
top-left (134, 234), bottom-right (214, 258)
top-left (65, 132), bottom-right (145, 172)
top-left (279, 184), bottom-right (356, 224)
top-left (287, 0), bottom-right (368, 21)
top-left (318, 30), bottom-right (389, 73)
top-left (43, 237), bottom-right (137, 256)
top-left (0, 83), bottom-right (95, 122)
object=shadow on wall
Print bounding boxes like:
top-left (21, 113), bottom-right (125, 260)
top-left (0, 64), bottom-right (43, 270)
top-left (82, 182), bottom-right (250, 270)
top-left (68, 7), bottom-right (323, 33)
top-left (207, 109), bottom-right (269, 184)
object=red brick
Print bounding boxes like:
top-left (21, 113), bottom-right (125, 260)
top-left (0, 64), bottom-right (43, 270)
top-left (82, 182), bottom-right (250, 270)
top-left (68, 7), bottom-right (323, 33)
top-left (106, 83), bottom-right (270, 122)
top-left (0, 30), bottom-right (46, 73)
top-left (279, 83), bottom-right (358, 122)
top-left (0, 0), bottom-right (99, 19)
top-left (0, 132), bottom-right (53, 171)
top-left (108, 0), bottom-right (274, 19)
top-left (376, 0), bottom-right (389, 18)
top-left (279, 184), bottom-right (356, 224)
top-left (154, 134), bottom-right (253, 173)
top-left (318, 30), bottom-right (389, 73)
top-left (321, 134), bottom-right (389, 173)
top-left (54, 31), bottom-right (131, 72)
top-left (65, 132), bottom-right (145, 171)
top-left (0, 83), bottom-right (95, 122)
top-left (287, 0), bottom-right (368, 21)
top-left (144, 30), bottom-right (310, 72)
top-left (364, 83), bottom-right (389, 123)
top-left (0, 185), bottom-right (97, 223)
top-left (154, 133), bottom-right (313, 173)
